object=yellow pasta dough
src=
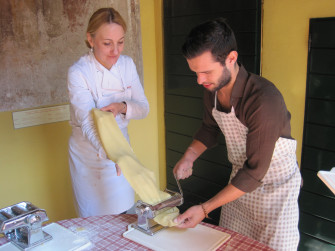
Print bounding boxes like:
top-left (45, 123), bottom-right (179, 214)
top-left (92, 109), bottom-right (179, 227)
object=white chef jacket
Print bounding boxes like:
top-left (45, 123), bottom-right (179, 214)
top-left (67, 51), bottom-right (149, 217)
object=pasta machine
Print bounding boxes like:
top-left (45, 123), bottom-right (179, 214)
top-left (0, 201), bottom-right (52, 250)
top-left (131, 176), bottom-right (184, 236)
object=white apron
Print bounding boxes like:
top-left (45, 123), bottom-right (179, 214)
top-left (69, 61), bottom-right (134, 217)
top-left (212, 93), bottom-right (301, 251)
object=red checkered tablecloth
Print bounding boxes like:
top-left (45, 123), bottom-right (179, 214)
top-left (0, 214), bottom-right (274, 250)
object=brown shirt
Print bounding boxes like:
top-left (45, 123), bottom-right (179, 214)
top-left (194, 65), bottom-right (293, 192)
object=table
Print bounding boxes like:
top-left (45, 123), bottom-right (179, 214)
top-left (0, 214), bottom-right (274, 250)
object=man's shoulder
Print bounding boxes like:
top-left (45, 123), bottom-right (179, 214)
top-left (246, 72), bottom-right (281, 98)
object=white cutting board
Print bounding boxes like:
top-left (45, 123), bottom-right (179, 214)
top-left (318, 168), bottom-right (335, 195)
top-left (0, 223), bottom-right (91, 251)
top-left (123, 224), bottom-right (230, 251)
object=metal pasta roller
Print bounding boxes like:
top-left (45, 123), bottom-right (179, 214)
top-left (131, 174), bottom-right (183, 236)
top-left (0, 201), bottom-right (52, 250)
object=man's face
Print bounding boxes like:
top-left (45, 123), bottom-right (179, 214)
top-left (186, 51), bottom-right (231, 92)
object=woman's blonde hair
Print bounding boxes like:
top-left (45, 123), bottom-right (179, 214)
top-left (85, 8), bottom-right (127, 48)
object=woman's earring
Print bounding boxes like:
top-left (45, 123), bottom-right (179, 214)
top-left (90, 47), bottom-right (94, 53)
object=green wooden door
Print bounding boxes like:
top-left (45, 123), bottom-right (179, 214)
top-left (163, 0), bottom-right (261, 225)
top-left (299, 17), bottom-right (335, 251)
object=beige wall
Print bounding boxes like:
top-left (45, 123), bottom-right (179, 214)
top-left (262, 0), bottom-right (335, 164)
top-left (128, 0), bottom-right (166, 190)
top-left (0, 111), bottom-right (76, 221)
top-left (1, 0), bottom-right (335, 222)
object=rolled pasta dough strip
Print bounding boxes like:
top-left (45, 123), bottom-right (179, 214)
top-left (92, 109), bottom-right (178, 226)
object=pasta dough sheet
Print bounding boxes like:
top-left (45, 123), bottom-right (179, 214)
top-left (92, 109), bottom-right (179, 227)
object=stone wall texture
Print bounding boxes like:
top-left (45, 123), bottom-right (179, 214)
top-left (0, 0), bottom-right (142, 111)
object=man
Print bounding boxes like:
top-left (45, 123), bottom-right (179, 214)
top-left (173, 18), bottom-right (301, 251)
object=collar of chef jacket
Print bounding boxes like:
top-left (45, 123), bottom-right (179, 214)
top-left (90, 51), bottom-right (124, 92)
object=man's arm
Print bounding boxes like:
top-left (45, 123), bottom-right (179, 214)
top-left (174, 184), bottom-right (245, 228)
top-left (173, 139), bottom-right (207, 180)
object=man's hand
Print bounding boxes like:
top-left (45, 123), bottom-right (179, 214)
top-left (173, 158), bottom-right (193, 180)
top-left (173, 141), bottom-right (207, 180)
top-left (173, 205), bottom-right (205, 228)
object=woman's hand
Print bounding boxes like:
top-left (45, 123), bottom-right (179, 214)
top-left (115, 163), bottom-right (121, 176)
top-left (101, 102), bottom-right (126, 117)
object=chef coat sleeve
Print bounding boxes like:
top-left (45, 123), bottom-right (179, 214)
top-left (123, 58), bottom-right (149, 120)
top-left (231, 90), bottom-right (288, 193)
top-left (193, 90), bottom-right (221, 148)
top-left (68, 65), bottom-right (105, 156)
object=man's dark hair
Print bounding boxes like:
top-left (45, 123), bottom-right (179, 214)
top-left (182, 18), bottom-right (237, 65)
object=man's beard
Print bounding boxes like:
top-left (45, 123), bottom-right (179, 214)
top-left (211, 66), bottom-right (231, 92)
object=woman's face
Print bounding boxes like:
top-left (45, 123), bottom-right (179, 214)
top-left (87, 22), bottom-right (125, 69)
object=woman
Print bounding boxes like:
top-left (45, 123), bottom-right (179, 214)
top-left (67, 8), bottom-right (149, 217)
